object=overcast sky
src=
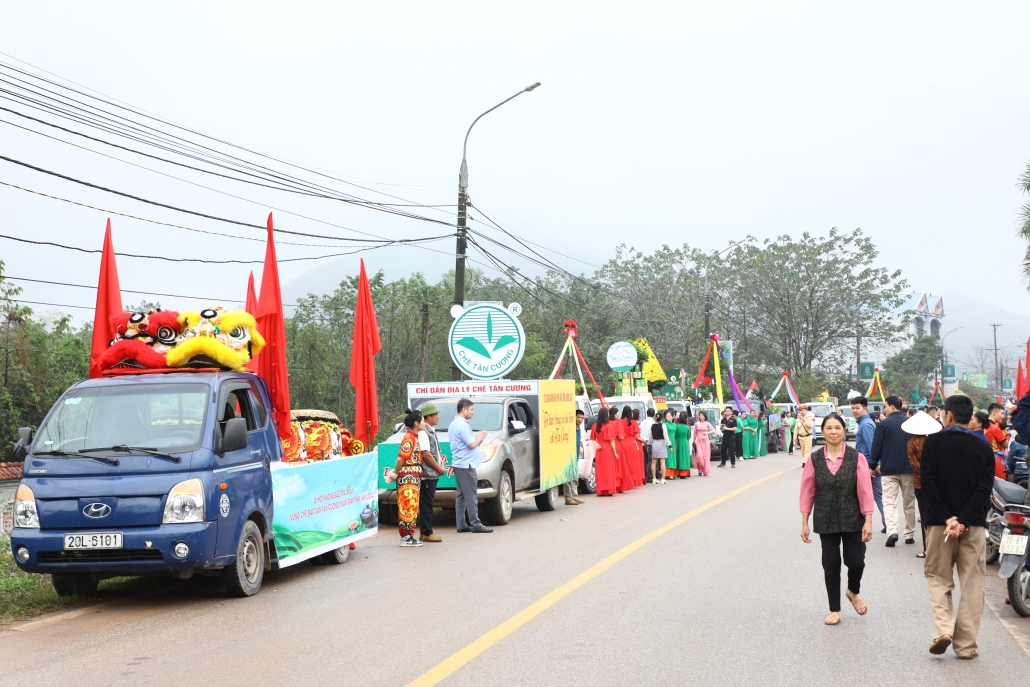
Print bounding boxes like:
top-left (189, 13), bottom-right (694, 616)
top-left (2, 2), bottom-right (1030, 325)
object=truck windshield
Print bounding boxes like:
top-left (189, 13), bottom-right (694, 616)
top-left (431, 402), bottom-right (503, 432)
top-left (34, 383), bottom-right (209, 454)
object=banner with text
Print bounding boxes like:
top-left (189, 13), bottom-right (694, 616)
top-left (270, 453), bottom-right (379, 568)
top-left (538, 379), bottom-right (578, 491)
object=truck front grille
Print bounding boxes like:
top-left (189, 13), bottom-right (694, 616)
top-left (38, 550), bottom-right (165, 563)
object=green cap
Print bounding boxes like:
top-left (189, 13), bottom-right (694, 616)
top-left (419, 402), bottom-right (440, 416)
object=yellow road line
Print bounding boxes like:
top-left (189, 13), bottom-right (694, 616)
top-left (405, 467), bottom-right (792, 687)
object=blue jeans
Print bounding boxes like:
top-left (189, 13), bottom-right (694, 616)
top-left (1008, 441), bottom-right (1027, 476)
top-left (870, 472), bottom-right (885, 529)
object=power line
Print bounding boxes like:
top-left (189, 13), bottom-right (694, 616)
top-left (0, 231), bottom-right (447, 264)
top-left (4, 276), bottom-right (300, 308)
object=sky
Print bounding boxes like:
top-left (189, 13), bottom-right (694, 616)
top-left (2, 2), bottom-right (1030, 339)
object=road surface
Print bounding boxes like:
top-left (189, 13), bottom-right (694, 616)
top-left (3, 452), bottom-right (1029, 686)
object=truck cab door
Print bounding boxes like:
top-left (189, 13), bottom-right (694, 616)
top-left (506, 403), bottom-right (530, 490)
top-left (516, 401), bottom-right (540, 488)
top-left (214, 383), bottom-right (271, 559)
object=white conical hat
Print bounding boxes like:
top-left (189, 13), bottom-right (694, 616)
top-left (901, 410), bottom-right (942, 436)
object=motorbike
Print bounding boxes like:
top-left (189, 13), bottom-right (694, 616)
top-left (997, 497), bottom-right (1030, 617)
top-left (989, 477), bottom-right (1026, 564)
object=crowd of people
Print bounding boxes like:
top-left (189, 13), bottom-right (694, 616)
top-left (801, 392), bottom-right (1007, 660)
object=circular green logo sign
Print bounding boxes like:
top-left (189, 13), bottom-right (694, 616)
top-left (449, 303), bottom-right (525, 380)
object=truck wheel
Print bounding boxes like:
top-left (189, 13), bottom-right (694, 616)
top-left (221, 520), bottom-right (265, 597)
top-left (319, 545), bottom-right (351, 565)
top-left (535, 486), bottom-right (559, 512)
top-left (70, 574), bottom-right (98, 596)
top-left (579, 460), bottom-right (597, 495)
top-left (481, 469), bottom-right (513, 526)
top-left (1010, 569), bottom-right (1030, 618)
top-left (51, 573), bottom-right (75, 597)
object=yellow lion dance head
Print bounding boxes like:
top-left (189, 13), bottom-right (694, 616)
top-left (165, 307), bottom-right (266, 371)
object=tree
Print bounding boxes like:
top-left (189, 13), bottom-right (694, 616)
top-left (880, 335), bottom-right (943, 401)
top-left (721, 228), bottom-right (908, 373)
top-left (1018, 161), bottom-right (1030, 284)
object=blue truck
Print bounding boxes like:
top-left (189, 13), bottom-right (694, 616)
top-left (9, 369), bottom-right (358, 598)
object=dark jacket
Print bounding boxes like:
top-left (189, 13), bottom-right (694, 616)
top-left (1014, 390), bottom-right (1030, 442)
top-left (869, 412), bottom-right (911, 475)
top-left (919, 429), bottom-right (994, 527)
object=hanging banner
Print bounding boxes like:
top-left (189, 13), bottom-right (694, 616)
top-left (538, 379), bottom-right (578, 491)
top-left (270, 454), bottom-right (379, 568)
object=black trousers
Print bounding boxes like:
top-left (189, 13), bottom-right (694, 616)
top-left (644, 444), bottom-right (653, 482)
top-left (819, 531), bottom-right (865, 612)
top-left (719, 436), bottom-right (736, 465)
top-left (735, 432), bottom-right (743, 458)
top-left (419, 478), bottom-right (438, 535)
top-left (914, 488), bottom-right (929, 554)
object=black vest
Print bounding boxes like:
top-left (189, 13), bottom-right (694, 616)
top-left (812, 445), bottom-right (864, 534)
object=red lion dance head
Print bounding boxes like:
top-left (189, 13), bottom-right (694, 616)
top-left (98, 310), bottom-right (182, 372)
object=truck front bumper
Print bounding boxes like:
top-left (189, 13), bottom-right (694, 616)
top-left (10, 522), bottom-right (218, 575)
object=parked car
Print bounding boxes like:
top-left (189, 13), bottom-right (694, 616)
top-left (380, 396), bottom-right (561, 527)
top-left (804, 402), bottom-right (837, 444)
top-left (590, 395), bottom-right (658, 420)
top-left (836, 405), bottom-right (858, 440)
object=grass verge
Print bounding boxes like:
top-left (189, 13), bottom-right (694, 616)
top-left (1, 536), bottom-right (167, 623)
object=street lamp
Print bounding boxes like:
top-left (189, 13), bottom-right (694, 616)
top-left (452, 83), bottom-right (541, 318)
top-left (703, 238), bottom-right (749, 336)
top-left (938, 325), bottom-right (965, 383)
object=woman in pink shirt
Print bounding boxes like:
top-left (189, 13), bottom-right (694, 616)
top-left (800, 413), bottom-right (874, 626)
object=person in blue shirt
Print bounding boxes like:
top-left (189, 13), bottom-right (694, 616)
top-left (447, 398), bottom-right (493, 533)
top-left (851, 396), bottom-right (885, 534)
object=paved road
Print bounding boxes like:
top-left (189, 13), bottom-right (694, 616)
top-left (4, 452), bottom-right (1030, 686)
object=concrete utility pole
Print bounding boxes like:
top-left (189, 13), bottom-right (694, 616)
top-left (702, 238), bottom-right (748, 337)
top-left (419, 303), bottom-right (430, 383)
top-left (452, 82), bottom-right (539, 378)
top-left (991, 323), bottom-right (1002, 390)
top-left (856, 323), bottom-right (861, 382)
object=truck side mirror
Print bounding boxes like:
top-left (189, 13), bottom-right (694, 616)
top-left (216, 418), bottom-right (248, 455)
top-left (12, 426), bottom-right (32, 460)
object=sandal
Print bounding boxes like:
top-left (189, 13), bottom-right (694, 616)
top-left (846, 589), bottom-right (867, 616)
top-left (916, 552), bottom-right (926, 559)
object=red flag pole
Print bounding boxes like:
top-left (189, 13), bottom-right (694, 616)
top-left (245, 271), bottom-right (259, 373)
top-left (350, 259), bottom-right (382, 448)
top-left (255, 213), bottom-right (292, 440)
top-left (89, 219), bottom-right (123, 379)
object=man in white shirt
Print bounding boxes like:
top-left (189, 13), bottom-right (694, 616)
top-left (640, 408), bottom-right (656, 483)
top-left (416, 402), bottom-right (449, 543)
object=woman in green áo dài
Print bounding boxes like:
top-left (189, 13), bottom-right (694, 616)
top-left (661, 410), bottom-right (678, 482)
top-left (673, 411), bottom-right (692, 477)
top-left (756, 410), bottom-right (768, 456)
top-left (741, 411), bottom-right (756, 459)
top-left (782, 410), bottom-right (796, 455)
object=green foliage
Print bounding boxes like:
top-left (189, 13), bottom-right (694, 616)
top-left (957, 382), bottom-right (997, 411)
top-left (1018, 162), bottom-right (1030, 285)
top-left (880, 336), bottom-right (943, 400)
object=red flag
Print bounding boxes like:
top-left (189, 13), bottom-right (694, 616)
top-left (244, 271), bottom-right (259, 372)
top-left (349, 259), bottom-right (382, 448)
top-left (89, 219), bottom-right (123, 378)
top-left (747, 380), bottom-right (760, 393)
top-left (255, 213), bottom-right (291, 440)
top-left (1017, 360), bottom-right (1024, 399)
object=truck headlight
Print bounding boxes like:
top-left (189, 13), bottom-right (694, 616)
top-left (163, 478), bottom-right (205, 524)
top-left (14, 484), bottom-right (39, 528)
top-left (480, 443), bottom-right (500, 463)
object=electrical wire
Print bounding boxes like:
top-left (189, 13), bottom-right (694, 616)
top-left (0, 59), bottom-right (459, 222)
top-left (0, 232), bottom-right (448, 264)
top-left (4, 276), bottom-right (299, 308)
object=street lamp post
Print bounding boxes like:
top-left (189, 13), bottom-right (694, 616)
top-left (938, 325), bottom-right (965, 384)
top-left (703, 238), bottom-right (748, 336)
top-left (452, 83), bottom-right (541, 315)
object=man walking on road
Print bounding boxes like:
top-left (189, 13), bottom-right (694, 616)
top-left (870, 395), bottom-right (916, 547)
top-left (796, 405), bottom-right (814, 467)
top-left (564, 410), bottom-right (586, 505)
top-left (416, 403), bottom-right (449, 543)
top-left (641, 408), bottom-right (656, 483)
top-left (920, 394), bottom-right (994, 658)
top-left (718, 407), bottom-right (737, 468)
top-left (852, 396), bottom-right (886, 534)
top-left (448, 399), bottom-right (493, 533)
